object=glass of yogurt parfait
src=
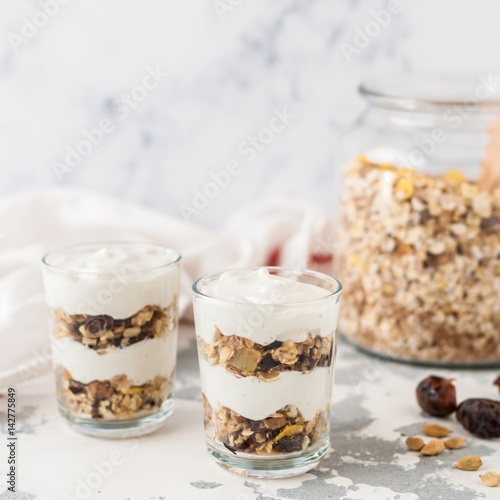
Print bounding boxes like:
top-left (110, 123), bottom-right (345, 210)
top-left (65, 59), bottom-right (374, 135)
top-left (192, 267), bottom-right (342, 477)
top-left (42, 243), bottom-right (181, 438)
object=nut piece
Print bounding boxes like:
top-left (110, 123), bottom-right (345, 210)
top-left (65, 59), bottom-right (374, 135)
top-left (406, 436), bottom-right (425, 451)
top-left (422, 423), bottom-right (452, 438)
top-left (263, 415), bottom-right (287, 430)
top-left (420, 439), bottom-right (445, 456)
top-left (479, 471), bottom-right (500, 487)
top-left (131, 305), bottom-right (154, 326)
top-left (273, 340), bottom-right (299, 365)
top-left (444, 437), bottom-right (466, 449)
top-left (219, 346), bottom-right (234, 363)
top-left (454, 455), bottom-right (483, 471)
top-left (123, 327), bottom-right (141, 338)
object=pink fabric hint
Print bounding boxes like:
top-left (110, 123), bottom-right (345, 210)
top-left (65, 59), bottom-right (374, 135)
top-left (266, 247), bottom-right (282, 267)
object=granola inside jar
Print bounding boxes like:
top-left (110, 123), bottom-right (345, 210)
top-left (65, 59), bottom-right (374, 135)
top-left (337, 73), bottom-right (500, 366)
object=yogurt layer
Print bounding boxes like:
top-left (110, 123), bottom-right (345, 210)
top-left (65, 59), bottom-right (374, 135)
top-left (199, 359), bottom-right (333, 421)
top-left (43, 244), bottom-right (180, 318)
top-left (201, 269), bottom-right (331, 304)
top-left (194, 269), bottom-right (340, 345)
top-left (53, 335), bottom-right (177, 385)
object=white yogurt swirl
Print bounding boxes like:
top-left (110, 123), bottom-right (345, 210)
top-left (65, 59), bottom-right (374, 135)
top-left (46, 245), bottom-right (176, 273)
top-left (42, 244), bottom-right (180, 319)
top-left (201, 269), bottom-right (330, 304)
top-left (194, 268), bottom-right (340, 345)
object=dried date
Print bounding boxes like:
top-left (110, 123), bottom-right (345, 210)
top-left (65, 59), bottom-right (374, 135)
top-left (416, 375), bottom-right (456, 417)
top-left (456, 399), bottom-right (500, 439)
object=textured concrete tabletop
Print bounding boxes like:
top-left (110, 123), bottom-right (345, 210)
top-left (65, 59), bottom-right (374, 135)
top-left (1, 323), bottom-right (499, 500)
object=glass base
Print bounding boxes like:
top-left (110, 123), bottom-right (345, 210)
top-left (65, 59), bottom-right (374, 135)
top-left (206, 436), bottom-right (329, 478)
top-left (342, 335), bottom-right (500, 368)
top-left (58, 398), bottom-right (174, 438)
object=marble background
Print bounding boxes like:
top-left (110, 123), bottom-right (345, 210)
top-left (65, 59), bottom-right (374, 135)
top-left (1, 0), bottom-right (500, 229)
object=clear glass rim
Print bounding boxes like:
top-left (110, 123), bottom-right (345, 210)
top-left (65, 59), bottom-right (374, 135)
top-left (192, 266), bottom-right (342, 307)
top-left (359, 72), bottom-right (500, 112)
top-left (42, 241), bottom-right (182, 275)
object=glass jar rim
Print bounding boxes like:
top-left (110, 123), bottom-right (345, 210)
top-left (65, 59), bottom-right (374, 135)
top-left (42, 241), bottom-right (181, 275)
top-left (192, 266), bottom-right (342, 307)
top-left (359, 72), bottom-right (500, 112)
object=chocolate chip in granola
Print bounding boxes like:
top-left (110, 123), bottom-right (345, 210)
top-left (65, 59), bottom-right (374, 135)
top-left (85, 315), bottom-right (114, 336)
top-left (419, 208), bottom-right (432, 225)
top-left (274, 434), bottom-right (304, 453)
top-left (68, 383), bottom-right (85, 395)
top-left (266, 340), bottom-right (283, 350)
top-left (264, 427), bottom-right (283, 442)
top-left (480, 215), bottom-right (500, 234)
top-left (87, 380), bottom-right (112, 400)
top-left (258, 353), bottom-right (280, 372)
top-left (223, 442), bottom-right (237, 455)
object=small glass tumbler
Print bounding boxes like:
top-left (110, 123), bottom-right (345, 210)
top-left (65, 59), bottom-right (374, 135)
top-left (192, 267), bottom-right (342, 478)
top-left (42, 243), bottom-right (181, 438)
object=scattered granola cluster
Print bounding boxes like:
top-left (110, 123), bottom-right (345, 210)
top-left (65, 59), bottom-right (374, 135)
top-left (198, 329), bottom-right (333, 380)
top-left (57, 368), bottom-right (172, 420)
top-left (340, 156), bottom-right (500, 363)
top-left (203, 396), bottom-right (328, 456)
top-left (52, 301), bottom-right (177, 350)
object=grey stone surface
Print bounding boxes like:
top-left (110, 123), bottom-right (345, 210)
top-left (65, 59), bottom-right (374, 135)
top-left (190, 480), bottom-right (222, 489)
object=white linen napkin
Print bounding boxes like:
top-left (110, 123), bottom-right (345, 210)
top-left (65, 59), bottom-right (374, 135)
top-left (0, 188), bottom-right (334, 390)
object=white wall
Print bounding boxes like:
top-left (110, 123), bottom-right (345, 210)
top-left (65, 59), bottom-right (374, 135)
top-left (1, 0), bottom-right (499, 229)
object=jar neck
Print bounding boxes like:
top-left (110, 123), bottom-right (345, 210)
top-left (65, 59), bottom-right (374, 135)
top-left (364, 103), bottom-right (500, 131)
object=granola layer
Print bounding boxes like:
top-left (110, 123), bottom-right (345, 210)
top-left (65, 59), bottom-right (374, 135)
top-left (340, 157), bottom-right (500, 363)
top-left (203, 396), bottom-right (329, 455)
top-left (57, 367), bottom-right (172, 420)
top-left (198, 329), bottom-right (333, 379)
top-left (51, 300), bottom-right (177, 350)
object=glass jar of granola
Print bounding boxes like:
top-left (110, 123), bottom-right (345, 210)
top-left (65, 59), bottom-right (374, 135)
top-left (337, 73), bottom-right (500, 366)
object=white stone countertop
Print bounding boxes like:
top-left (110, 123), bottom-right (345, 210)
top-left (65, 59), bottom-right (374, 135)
top-left (1, 323), bottom-right (499, 500)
